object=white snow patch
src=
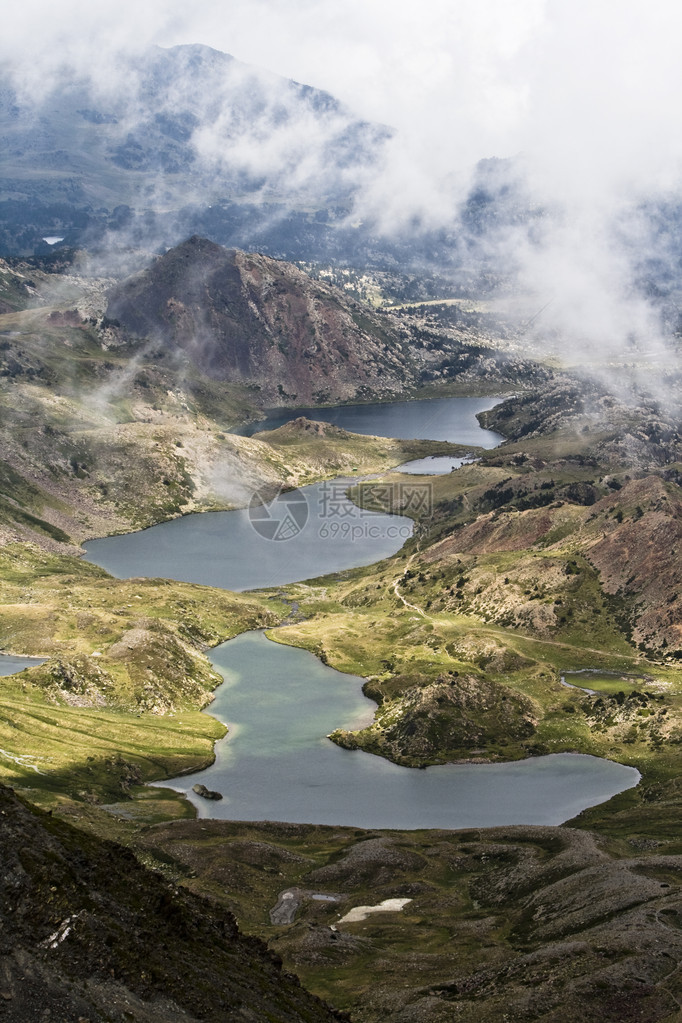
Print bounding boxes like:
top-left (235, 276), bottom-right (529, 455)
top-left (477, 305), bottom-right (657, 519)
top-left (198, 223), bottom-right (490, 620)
top-left (40, 912), bottom-right (83, 950)
top-left (336, 898), bottom-right (412, 925)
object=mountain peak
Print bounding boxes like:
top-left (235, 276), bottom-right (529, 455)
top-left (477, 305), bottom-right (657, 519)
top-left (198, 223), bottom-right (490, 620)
top-left (106, 237), bottom-right (410, 402)
top-left (0, 40), bottom-right (389, 261)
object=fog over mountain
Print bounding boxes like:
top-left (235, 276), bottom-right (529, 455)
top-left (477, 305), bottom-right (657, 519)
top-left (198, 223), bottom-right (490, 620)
top-left (3, 1), bottom-right (682, 389)
top-left (3, 43), bottom-right (388, 204)
top-left (0, 42), bottom-right (392, 263)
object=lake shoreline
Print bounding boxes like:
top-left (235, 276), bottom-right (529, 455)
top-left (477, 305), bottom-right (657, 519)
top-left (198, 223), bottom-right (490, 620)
top-left (80, 394), bottom-right (643, 829)
top-left (154, 629), bottom-right (640, 831)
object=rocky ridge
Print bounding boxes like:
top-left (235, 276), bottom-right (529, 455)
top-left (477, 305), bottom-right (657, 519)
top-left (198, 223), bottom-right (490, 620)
top-left (0, 783), bottom-right (344, 1022)
top-left (106, 236), bottom-right (423, 404)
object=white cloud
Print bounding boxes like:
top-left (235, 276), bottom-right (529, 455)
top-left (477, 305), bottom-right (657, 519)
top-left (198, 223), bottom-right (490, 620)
top-left (8, 0), bottom-right (681, 205)
top-left (3, 0), bottom-right (682, 381)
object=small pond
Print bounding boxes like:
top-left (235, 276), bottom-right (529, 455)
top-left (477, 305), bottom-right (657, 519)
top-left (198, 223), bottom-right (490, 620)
top-left (0, 654), bottom-right (46, 676)
top-left (395, 454), bottom-right (474, 474)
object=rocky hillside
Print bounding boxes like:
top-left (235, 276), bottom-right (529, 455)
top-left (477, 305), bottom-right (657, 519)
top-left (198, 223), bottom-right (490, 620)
top-left (0, 253), bottom-right (465, 550)
top-left (141, 816), bottom-right (682, 1023)
top-left (106, 236), bottom-right (419, 404)
top-left (105, 236), bottom-right (530, 405)
top-left (479, 382), bottom-right (682, 470)
top-left (0, 784), bottom-right (344, 1022)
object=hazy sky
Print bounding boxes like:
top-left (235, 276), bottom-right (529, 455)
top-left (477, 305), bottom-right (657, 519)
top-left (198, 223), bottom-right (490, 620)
top-left (6, 0), bottom-right (682, 201)
top-left (5, 0), bottom-right (682, 373)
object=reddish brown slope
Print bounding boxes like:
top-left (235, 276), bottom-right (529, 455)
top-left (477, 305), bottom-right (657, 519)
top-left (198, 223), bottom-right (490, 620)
top-left (106, 235), bottom-right (412, 403)
top-left (587, 477), bottom-right (682, 650)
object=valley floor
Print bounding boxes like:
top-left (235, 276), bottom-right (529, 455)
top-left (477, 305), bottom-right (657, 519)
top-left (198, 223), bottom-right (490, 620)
top-left (1, 257), bottom-right (682, 1020)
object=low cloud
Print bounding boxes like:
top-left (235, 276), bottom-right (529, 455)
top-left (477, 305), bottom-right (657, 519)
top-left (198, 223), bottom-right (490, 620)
top-left (3, 1), bottom-right (682, 394)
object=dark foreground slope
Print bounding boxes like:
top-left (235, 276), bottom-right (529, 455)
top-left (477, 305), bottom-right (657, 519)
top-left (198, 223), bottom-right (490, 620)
top-left (0, 784), bottom-right (344, 1022)
top-left (141, 817), bottom-right (682, 1023)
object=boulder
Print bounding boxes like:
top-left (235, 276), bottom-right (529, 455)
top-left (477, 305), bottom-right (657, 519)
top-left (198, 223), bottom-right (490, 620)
top-left (192, 783), bottom-right (223, 801)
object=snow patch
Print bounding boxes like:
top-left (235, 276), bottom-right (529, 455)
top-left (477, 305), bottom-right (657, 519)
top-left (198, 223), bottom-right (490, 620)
top-left (336, 898), bottom-right (412, 925)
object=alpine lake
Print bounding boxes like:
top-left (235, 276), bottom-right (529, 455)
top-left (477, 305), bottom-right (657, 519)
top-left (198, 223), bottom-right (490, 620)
top-left (83, 396), bottom-right (639, 827)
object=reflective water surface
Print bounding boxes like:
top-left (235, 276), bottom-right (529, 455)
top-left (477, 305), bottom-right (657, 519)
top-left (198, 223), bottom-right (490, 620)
top-left (158, 631), bottom-right (640, 829)
top-left (84, 480), bottom-right (413, 590)
top-left (0, 654), bottom-right (46, 675)
top-left (234, 395), bottom-right (505, 446)
top-left (84, 395), bottom-right (502, 588)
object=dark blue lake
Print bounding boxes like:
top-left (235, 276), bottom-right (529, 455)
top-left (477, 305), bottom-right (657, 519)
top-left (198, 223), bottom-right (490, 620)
top-left (83, 395), bottom-right (501, 589)
top-left (84, 480), bottom-right (413, 590)
top-left (235, 395), bottom-right (505, 446)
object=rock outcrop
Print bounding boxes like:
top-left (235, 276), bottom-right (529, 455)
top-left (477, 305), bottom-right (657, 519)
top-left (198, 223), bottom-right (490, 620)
top-left (193, 782), bottom-right (223, 800)
top-left (106, 236), bottom-right (414, 403)
top-left (0, 784), bottom-right (344, 1022)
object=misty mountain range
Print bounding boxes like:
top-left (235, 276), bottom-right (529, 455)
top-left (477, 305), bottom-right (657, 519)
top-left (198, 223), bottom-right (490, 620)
top-left (2, 21), bottom-right (682, 1023)
top-left (0, 44), bottom-right (390, 259)
top-left (2, 40), bottom-right (682, 332)
top-left (0, 42), bottom-right (542, 277)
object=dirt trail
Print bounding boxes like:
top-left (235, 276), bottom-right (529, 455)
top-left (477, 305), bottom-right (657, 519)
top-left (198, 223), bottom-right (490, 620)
top-left (391, 555), bottom-right (435, 622)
